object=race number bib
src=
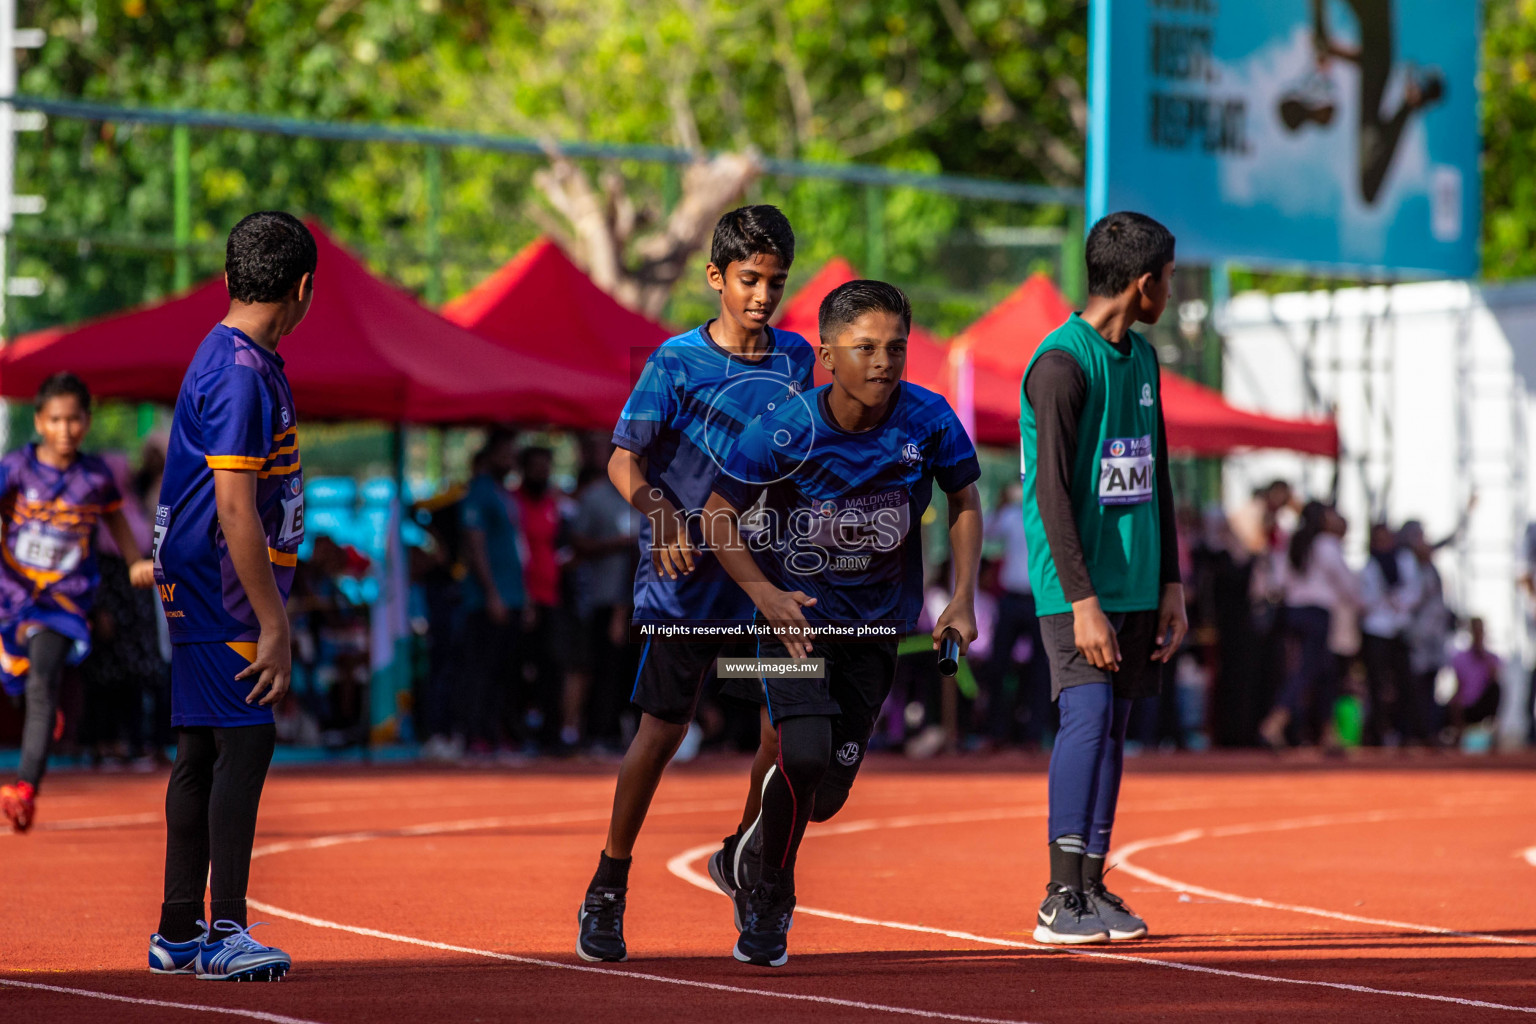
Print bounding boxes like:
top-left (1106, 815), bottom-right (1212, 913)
top-left (152, 504), bottom-right (170, 569)
top-left (277, 492), bottom-right (305, 547)
top-left (14, 524), bottom-right (79, 573)
top-left (1099, 436), bottom-right (1154, 506)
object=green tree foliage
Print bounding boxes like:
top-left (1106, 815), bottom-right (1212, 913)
top-left (6, 0), bottom-right (1530, 346)
top-left (1482, 0), bottom-right (1536, 280)
top-left (10, 0), bottom-right (1087, 340)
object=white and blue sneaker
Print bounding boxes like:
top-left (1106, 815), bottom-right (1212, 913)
top-left (148, 926), bottom-right (207, 974)
top-left (194, 920), bottom-right (291, 982)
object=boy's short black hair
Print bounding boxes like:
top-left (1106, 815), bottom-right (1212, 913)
top-left (1085, 211), bottom-right (1176, 298)
top-left (709, 205), bottom-right (795, 272)
top-left (818, 280), bottom-right (912, 344)
top-left (225, 212), bottom-right (318, 304)
top-left (35, 371), bottom-right (90, 413)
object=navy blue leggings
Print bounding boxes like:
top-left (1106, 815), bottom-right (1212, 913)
top-left (1047, 683), bottom-right (1134, 856)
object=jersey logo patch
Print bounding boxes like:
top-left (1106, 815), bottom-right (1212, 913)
top-left (1139, 383), bottom-right (1154, 407)
top-left (835, 741), bottom-right (861, 766)
top-left (900, 442), bottom-right (922, 467)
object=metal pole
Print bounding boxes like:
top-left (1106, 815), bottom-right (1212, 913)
top-left (424, 146), bottom-right (443, 306)
top-left (173, 122), bottom-right (191, 291)
top-left (1201, 262), bottom-right (1229, 506)
top-left (0, 0), bottom-right (17, 339)
top-left (1061, 207), bottom-right (1086, 305)
top-left (865, 184), bottom-right (885, 280)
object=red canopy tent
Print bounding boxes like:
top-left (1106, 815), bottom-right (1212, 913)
top-left (951, 274), bottom-right (1340, 457)
top-left (0, 225), bottom-right (626, 426)
top-left (442, 236), bottom-right (672, 385)
top-left (774, 257), bottom-right (950, 390)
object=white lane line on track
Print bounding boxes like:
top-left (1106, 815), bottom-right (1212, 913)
top-left (0, 978), bottom-right (327, 1024)
top-left (249, 799), bottom-right (743, 860)
top-left (245, 899), bottom-right (1041, 1024)
top-left (1114, 810), bottom-right (1536, 947)
top-left (1522, 846), bottom-right (1536, 868)
top-left (663, 809), bottom-right (1536, 1015)
top-left (0, 811), bottom-right (163, 836)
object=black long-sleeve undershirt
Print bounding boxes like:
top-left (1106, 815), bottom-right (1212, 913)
top-left (1024, 347), bottom-right (1180, 605)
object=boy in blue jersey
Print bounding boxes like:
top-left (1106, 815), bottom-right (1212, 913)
top-left (0, 373), bottom-right (154, 833)
top-left (146, 212), bottom-right (314, 982)
top-left (703, 280), bottom-right (983, 967)
top-left (578, 206), bottom-right (817, 963)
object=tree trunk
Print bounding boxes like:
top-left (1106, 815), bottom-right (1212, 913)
top-left (531, 149), bottom-right (762, 319)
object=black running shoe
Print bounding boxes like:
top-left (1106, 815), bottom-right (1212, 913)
top-left (733, 877), bottom-right (795, 967)
top-left (1085, 882), bottom-right (1148, 940)
top-left (708, 833), bottom-right (751, 932)
top-left (576, 886), bottom-right (627, 962)
top-left (1032, 882), bottom-right (1109, 945)
top-left (708, 833), bottom-right (740, 896)
top-left (733, 807), bottom-right (764, 894)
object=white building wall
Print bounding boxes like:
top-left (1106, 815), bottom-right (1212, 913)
top-left (1219, 280), bottom-right (1533, 744)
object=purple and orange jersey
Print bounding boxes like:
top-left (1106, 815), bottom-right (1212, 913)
top-left (0, 444), bottom-right (123, 694)
top-left (154, 324), bottom-right (304, 651)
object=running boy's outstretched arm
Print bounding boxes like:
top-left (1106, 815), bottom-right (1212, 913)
top-left (213, 469), bottom-right (290, 706)
top-left (608, 446), bottom-right (696, 581)
top-left (103, 509), bottom-right (154, 589)
top-left (932, 482), bottom-right (982, 652)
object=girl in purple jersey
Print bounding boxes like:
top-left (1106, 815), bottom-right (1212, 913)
top-left (0, 373), bottom-right (153, 833)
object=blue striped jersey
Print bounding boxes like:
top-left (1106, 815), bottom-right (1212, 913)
top-left (612, 324), bottom-right (815, 622)
top-left (713, 381), bottom-right (980, 631)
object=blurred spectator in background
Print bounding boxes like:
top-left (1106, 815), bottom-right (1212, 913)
top-left (1259, 501), bottom-right (1359, 749)
top-left (457, 430), bottom-right (525, 755)
top-left (81, 452), bottom-right (168, 769)
top-left (1400, 520), bottom-right (1453, 747)
top-left (1232, 479), bottom-right (1295, 559)
top-left (414, 483), bottom-right (467, 762)
top-left (1449, 617), bottom-right (1501, 746)
top-left (513, 445), bottom-right (566, 751)
top-left (1194, 507), bottom-right (1262, 747)
top-left (563, 437), bottom-right (639, 752)
top-left (1359, 521), bottom-right (1418, 745)
top-left (287, 535), bottom-right (370, 746)
top-left (1323, 506), bottom-right (1363, 729)
top-left (979, 482), bottom-right (1051, 749)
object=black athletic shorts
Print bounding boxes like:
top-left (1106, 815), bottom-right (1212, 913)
top-left (1039, 608), bottom-right (1165, 701)
top-left (629, 637), bottom-right (753, 725)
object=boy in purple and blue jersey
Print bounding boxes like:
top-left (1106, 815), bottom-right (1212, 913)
top-left (147, 212), bottom-right (314, 984)
top-left (0, 373), bottom-right (153, 834)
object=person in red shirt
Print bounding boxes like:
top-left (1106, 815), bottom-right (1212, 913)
top-left (513, 446), bottom-right (566, 750)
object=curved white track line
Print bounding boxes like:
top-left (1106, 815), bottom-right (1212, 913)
top-left (665, 807), bottom-right (1536, 1015)
top-left (0, 978), bottom-right (327, 1024)
top-left (246, 898), bottom-right (1040, 1024)
top-left (1114, 810), bottom-right (1536, 946)
top-left (249, 800), bottom-right (1046, 1023)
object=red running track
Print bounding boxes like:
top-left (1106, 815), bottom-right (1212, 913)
top-left (2, 752), bottom-right (1534, 1023)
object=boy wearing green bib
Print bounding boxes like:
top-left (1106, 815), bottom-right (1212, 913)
top-left (1020, 212), bottom-right (1187, 944)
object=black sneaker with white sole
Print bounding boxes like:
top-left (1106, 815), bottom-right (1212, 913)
top-left (733, 877), bottom-right (794, 967)
top-left (707, 832), bottom-right (751, 932)
top-left (1085, 882), bottom-right (1148, 940)
top-left (1032, 882), bottom-right (1110, 945)
top-left (576, 886), bottom-right (627, 962)
top-left (733, 793), bottom-right (767, 896)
